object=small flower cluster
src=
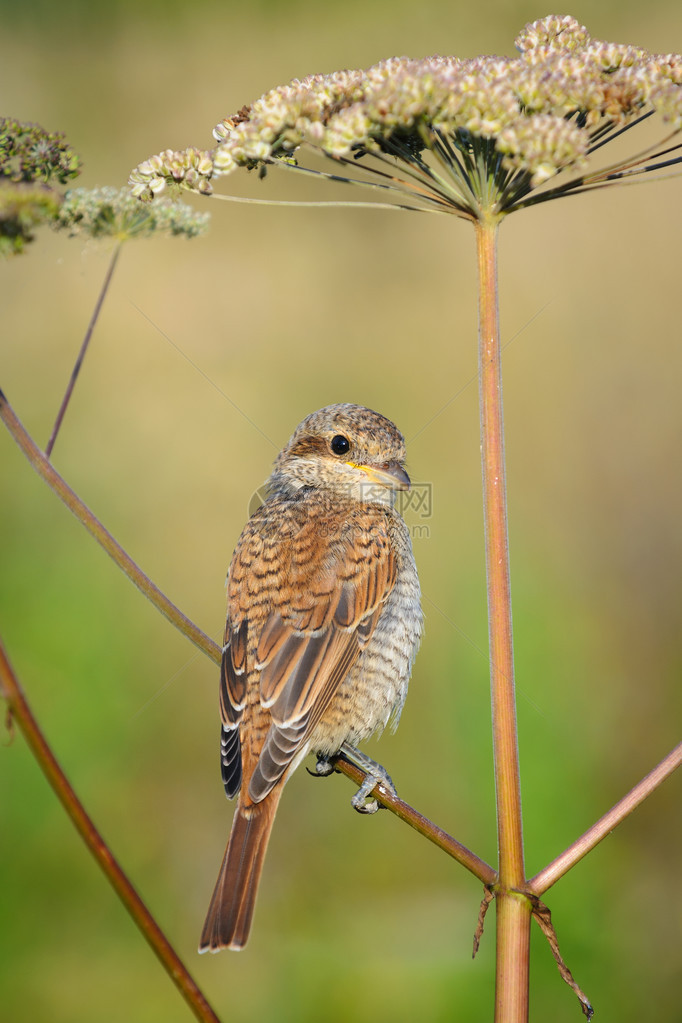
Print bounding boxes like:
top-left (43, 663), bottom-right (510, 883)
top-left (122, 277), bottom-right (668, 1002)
top-left (130, 15), bottom-right (682, 218)
top-left (0, 118), bottom-right (83, 254)
top-left (0, 182), bottom-right (61, 256)
top-left (0, 115), bottom-right (210, 256)
top-left (0, 117), bottom-right (81, 185)
top-left (54, 187), bottom-right (209, 241)
top-left (129, 148), bottom-right (214, 202)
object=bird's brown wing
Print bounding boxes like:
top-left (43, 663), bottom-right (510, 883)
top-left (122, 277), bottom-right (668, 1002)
top-left (251, 557), bottom-right (396, 799)
top-left (224, 506), bottom-right (397, 802)
top-left (219, 617), bottom-right (248, 798)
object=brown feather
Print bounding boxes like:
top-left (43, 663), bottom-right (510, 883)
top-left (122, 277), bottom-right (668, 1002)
top-left (199, 790), bottom-right (281, 952)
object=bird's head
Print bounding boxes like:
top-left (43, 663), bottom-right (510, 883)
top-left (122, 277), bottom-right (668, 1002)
top-left (270, 403), bottom-right (410, 507)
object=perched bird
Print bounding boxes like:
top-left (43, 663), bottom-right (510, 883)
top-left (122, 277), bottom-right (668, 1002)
top-left (199, 403), bottom-right (422, 952)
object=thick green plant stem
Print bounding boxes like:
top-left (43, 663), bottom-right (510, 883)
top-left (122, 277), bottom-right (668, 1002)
top-left (476, 218), bottom-right (529, 1023)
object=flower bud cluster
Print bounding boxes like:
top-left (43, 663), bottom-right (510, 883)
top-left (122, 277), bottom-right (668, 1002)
top-left (130, 15), bottom-right (681, 209)
top-left (1, 117), bottom-right (82, 255)
top-left (1, 117), bottom-right (81, 185)
top-left (55, 187), bottom-right (209, 240)
top-left (130, 148), bottom-right (214, 202)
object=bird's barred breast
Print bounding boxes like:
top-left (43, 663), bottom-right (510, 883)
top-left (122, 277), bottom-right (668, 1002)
top-left (308, 514), bottom-right (422, 754)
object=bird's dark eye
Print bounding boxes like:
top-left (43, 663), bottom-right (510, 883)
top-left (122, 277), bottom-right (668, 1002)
top-left (330, 434), bottom-right (351, 455)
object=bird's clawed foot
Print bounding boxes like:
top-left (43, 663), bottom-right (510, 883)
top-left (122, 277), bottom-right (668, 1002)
top-left (339, 742), bottom-right (397, 815)
top-left (350, 773), bottom-right (384, 814)
top-left (309, 754), bottom-right (336, 778)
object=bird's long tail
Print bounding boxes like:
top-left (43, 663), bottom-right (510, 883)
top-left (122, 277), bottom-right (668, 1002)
top-left (199, 788), bottom-right (282, 952)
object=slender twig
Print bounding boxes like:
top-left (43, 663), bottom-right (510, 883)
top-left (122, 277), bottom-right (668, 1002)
top-left (212, 190), bottom-right (437, 214)
top-left (332, 146), bottom-right (462, 208)
top-left (585, 109), bottom-right (654, 155)
top-left (0, 637), bottom-right (222, 1023)
top-left (582, 131), bottom-right (682, 182)
top-left (260, 148), bottom-right (471, 215)
top-left (267, 153), bottom-right (446, 207)
top-left (528, 742), bottom-right (682, 895)
top-left (46, 243), bottom-right (122, 458)
top-left (333, 752), bottom-right (497, 885)
top-left (476, 219), bottom-right (529, 1023)
top-left (513, 167), bottom-right (682, 210)
top-left (0, 388), bottom-right (219, 664)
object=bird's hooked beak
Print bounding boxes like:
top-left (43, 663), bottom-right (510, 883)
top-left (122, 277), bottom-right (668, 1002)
top-left (345, 459), bottom-right (411, 492)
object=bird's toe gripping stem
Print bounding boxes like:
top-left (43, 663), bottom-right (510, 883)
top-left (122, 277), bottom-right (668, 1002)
top-left (340, 743), bottom-right (397, 814)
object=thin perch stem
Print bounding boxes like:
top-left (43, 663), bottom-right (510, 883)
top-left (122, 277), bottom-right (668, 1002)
top-left (0, 388), bottom-right (219, 664)
top-left (476, 218), bottom-right (528, 1023)
top-left (46, 243), bottom-right (122, 457)
top-left (0, 637), bottom-right (222, 1023)
top-left (528, 741), bottom-right (682, 895)
top-left (333, 752), bottom-right (497, 885)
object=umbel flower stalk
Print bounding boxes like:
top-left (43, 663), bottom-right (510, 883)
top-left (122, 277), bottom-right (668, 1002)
top-left (130, 14), bottom-right (681, 1022)
top-left (44, 187), bottom-right (209, 456)
top-left (0, 114), bottom-right (211, 448)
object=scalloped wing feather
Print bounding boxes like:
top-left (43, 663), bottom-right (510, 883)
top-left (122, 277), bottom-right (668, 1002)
top-left (245, 548), bottom-right (397, 801)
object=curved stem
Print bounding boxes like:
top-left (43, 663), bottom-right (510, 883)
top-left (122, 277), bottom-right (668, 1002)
top-left (0, 388), bottom-right (220, 665)
top-left (46, 243), bottom-right (122, 458)
top-left (476, 218), bottom-right (528, 1023)
top-left (0, 637), bottom-right (222, 1023)
top-left (528, 741), bottom-right (682, 895)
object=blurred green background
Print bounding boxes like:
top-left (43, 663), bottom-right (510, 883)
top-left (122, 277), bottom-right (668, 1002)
top-left (1, 1), bottom-right (681, 1020)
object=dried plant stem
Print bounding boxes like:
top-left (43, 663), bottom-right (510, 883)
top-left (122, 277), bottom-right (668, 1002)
top-left (0, 637), bottom-right (222, 1023)
top-left (528, 741), bottom-right (682, 895)
top-left (46, 243), bottom-right (122, 458)
top-left (476, 218), bottom-right (529, 1023)
top-left (0, 388), bottom-right (218, 663)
